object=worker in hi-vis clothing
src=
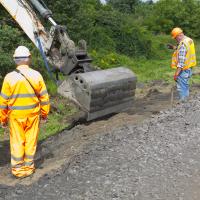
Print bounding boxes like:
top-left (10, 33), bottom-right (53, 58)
top-left (168, 27), bottom-right (196, 101)
top-left (0, 46), bottom-right (50, 178)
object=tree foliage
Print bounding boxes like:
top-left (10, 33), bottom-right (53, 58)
top-left (0, 25), bottom-right (30, 77)
top-left (1, 0), bottom-right (200, 77)
top-left (106, 0), bottom-right (141, 13)
top-left (145, 0), bottom-right (200, 38)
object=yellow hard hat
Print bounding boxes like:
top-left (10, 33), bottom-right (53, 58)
top-left (171, 27), bottom-right (183, 39)
top-left (13, 46), bottom-right (31, 58)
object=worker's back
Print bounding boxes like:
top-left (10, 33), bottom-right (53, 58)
top-left (0, 64), bottom-right (48, 117)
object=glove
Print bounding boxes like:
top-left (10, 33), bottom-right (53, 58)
top-left (167, 43), bottom-right (176, 50)
top-left (40, 116), bottom-right (48, 124)
top-left (174, 74), bottom-right (178, 82)
top-left (1, 122), bottom-right (7, 129)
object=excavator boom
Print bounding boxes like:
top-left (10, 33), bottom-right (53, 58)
top-left (0, 0), bottom-right (47, 47)
top-left (0, 0), bottom-right (137, 120)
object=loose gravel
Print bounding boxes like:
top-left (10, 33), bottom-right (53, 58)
top-left (2, 95), bottom-right (200, 200)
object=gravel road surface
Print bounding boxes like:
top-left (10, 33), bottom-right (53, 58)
top-left (2, 94), bottom-right (200, 199)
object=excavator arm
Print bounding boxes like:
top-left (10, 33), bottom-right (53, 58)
top-left (0, 0), bottom-right (137, 121)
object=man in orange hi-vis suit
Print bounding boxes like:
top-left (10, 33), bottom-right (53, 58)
top-left (0, 46), bottom-right (50, 178)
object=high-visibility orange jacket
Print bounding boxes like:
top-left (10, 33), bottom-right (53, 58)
top-left (0, 65), bottom-right (50, 123)
top-left (171, 36), bottom-right (196, 70)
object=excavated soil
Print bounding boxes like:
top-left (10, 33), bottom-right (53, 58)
top-left (1, 82), bottom-right (200, 199)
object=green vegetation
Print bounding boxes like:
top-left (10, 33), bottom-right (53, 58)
top-left (39, 96), bottom-right (77, 141)
top-left (0, 0), bottom-right (200, 140)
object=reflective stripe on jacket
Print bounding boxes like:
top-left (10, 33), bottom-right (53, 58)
top-left (171, 36), bottom-right (196, 70)
top-left (0, 65), bottom-right (50, 123)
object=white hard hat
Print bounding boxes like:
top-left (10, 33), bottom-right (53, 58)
top-left (13, 46), bottom-right (31, 58)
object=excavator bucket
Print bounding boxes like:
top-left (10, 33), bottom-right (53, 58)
top-left (58, 67), bottom-right (137, 121)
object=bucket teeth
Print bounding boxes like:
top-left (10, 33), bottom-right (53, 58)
top-left (58, 67), bottom-right (137, 121)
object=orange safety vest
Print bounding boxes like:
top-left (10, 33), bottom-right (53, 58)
top-left (0, 65), bottom-right (50, 123)
top-left (171, 36), bottom-right (196, 70)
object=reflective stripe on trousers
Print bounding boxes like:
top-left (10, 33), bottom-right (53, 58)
top-left (177, 68), bottom-right (192, 101)
top-left (10, 114), bottom-right (39, 177)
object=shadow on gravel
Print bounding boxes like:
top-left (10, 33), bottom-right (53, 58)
top-left (0, 140), bottom-right (10, 167)
top-left (35, 142), bottom-right (55, 169)
top-left (62, 111), bottom-right (116, 128)
top-left (0, 139), bottom-right (54, 169)
top-left (83, 113), bottom-right (116, 125)
top-left (0, 140), bottom-right (56, 169)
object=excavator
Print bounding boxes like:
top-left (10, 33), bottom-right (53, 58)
top-left (0, 0), bottom-right (137, 121)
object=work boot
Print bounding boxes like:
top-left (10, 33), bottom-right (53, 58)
top-left (24, 169), bottom-right (35, 178)
top-left (11, 172), bottom-right (34, 179)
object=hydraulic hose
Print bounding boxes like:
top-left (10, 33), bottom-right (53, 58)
top-left (36, 35), bottom-right (58, 84)
top-left (29, 0), bottom-right (52, 19)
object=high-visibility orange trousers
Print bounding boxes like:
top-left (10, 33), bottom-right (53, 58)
top-left (9, 114), bottom-right (39, 178)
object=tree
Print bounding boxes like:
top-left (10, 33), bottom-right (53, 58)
top-left (106, 0), bottom-right (141, 13)
top-left (144, 0), bottom-right (200, 38)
